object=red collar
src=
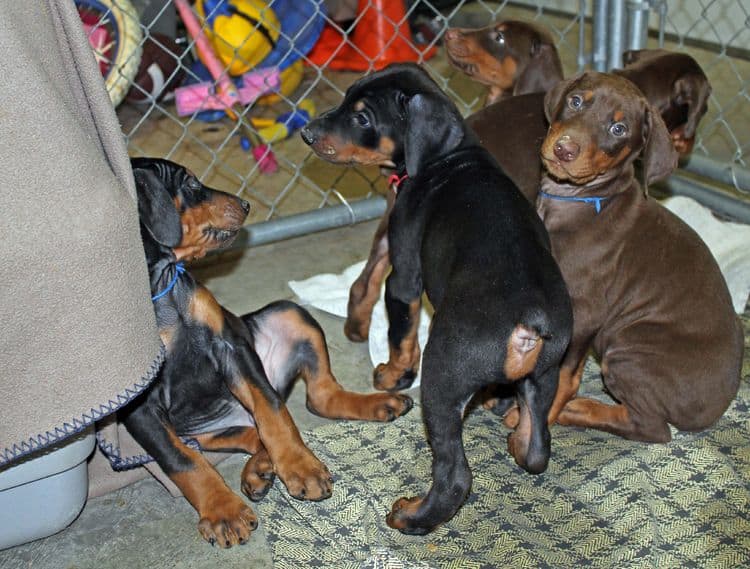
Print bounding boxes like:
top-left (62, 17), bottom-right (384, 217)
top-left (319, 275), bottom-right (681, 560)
top-left (388, 172), bottom-right (408, 192)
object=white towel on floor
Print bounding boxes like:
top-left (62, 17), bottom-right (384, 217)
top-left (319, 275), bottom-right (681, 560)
top-left (289, 196), bottom-right (749, 382)
top-left (663, 196), bottom-right (750, 313)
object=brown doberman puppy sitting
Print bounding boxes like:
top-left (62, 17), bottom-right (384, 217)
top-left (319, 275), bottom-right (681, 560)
top-left (526, 72), bottom-right (743, 441)
top-left (615, 49), bottom-right (712, 156)
top-left (125, 158), bottom-right (412, 547)
top-left (301, 63), bottom-right (572, 534)
top-left (444, 19), bottom-right (563, 104)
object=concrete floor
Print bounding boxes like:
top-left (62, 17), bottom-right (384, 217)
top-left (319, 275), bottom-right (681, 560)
top-left (0, 219), bottom-right (408, 569)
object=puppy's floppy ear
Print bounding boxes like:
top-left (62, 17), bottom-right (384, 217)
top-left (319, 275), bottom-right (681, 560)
top-left (133, 168), bottom-right (182, 247)
top-left (543, 73), bottom-right (579, 123)
top-left (404, 93), bottom-right (464, 177)
top-left (515, 43), bottom-right (561, 96)
top-left (641, 104), bottom-right (678, 188)
top-left (673, 74), bottom-right (712, 140)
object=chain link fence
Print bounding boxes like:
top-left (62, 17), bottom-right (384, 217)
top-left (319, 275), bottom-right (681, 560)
top-left (80, 0), bottom-right (749, 241)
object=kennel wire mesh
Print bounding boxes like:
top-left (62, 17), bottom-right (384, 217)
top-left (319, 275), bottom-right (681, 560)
top-left (83, 0), bottom-right (748, 238)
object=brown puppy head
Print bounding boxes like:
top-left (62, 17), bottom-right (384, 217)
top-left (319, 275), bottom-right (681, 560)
top-left (300, 63), bottom-right (466, 177)
top-left (444, 20), bottom-right (562, 95)
top-left (541, 71), bottom-right (677, 189)
top-left (132, 158), bottom-right (250, 263)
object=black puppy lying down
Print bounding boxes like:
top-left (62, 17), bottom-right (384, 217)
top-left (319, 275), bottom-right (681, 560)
top-left (301, 64), bottom-right (572, 534)
top-left (126, 158), bottom-right (413, 547)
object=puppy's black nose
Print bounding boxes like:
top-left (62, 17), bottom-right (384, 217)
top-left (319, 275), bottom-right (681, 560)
top-left (300, 127), bottom-right (316, 145)
top-left (240, 199), bottom-right (251, 214)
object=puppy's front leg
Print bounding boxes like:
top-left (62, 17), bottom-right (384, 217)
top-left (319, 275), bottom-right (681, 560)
top-left (345, 189), bottom-right (396, 342)
top-left (373, 271), bottom-right (422, 392)
top-left (225, 335), bottom-right (333, 502)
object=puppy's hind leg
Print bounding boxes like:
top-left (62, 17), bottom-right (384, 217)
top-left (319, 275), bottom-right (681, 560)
top-left (386, 338), bottom-right (476, 535)
top-left (247, 301), bottom-right (413, 423)
top-left (507, 365), bottom-right (558, 474)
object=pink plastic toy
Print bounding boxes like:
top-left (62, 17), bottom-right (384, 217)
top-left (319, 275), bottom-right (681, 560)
top-left (174, 68), bottom-right (281, 117)
top-left (173, 0), bottom-right (277, 174)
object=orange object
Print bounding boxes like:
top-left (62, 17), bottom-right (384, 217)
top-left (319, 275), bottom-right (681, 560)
top-left (307, 0), bottom-right (436, 71)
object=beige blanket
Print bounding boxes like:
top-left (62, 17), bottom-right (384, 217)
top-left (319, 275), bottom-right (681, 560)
top-left (0, 0), bottom-right (162, 477)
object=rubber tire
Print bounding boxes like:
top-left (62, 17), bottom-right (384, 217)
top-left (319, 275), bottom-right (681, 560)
top-left (77, 0), bottom-right (143, 107)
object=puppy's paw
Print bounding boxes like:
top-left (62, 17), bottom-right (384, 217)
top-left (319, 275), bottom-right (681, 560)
top-left (369, 393), bottom-right (414, 421)
top-left (386, 496), bottom-right (431, 535)
top-left (373, 363), bottom-right (416, 392)
top-left (241, 452), bottom-right (276, 502)
top-left (277, 452), bottom-right (334, 501)
top-left (197, 493), bottom-right (257, 548)
top-left (502, 406), bottom-right (520, 429)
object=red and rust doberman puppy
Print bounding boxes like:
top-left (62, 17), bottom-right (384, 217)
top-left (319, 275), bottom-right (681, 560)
top-left (445, 21), bottom-right (712, 157)
top-left (444, 19), bottom-right (563, 105)
top-left (300, 63), bottom-right (572, 534)
top-left (615, 48), bottom-right (712, 156)
top-left (526, 72), bottom-right (742, 440)
top-left (125, 158), bottom-right (413, 547)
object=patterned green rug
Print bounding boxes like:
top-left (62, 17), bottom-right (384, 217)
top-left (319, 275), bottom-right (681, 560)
top-left (257, 314), bottom-right (750, 569)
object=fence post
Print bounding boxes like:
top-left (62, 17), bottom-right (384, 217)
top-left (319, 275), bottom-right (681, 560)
top-left (592, 0), bottom-right (609, 71)
top-left (607, 0), bottom-right (627, 69)
top-left (626, 0), bottom-right (651, 50)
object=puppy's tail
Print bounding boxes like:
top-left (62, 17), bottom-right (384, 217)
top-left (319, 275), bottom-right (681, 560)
top-left (503, 309), bottom-right (549, 381)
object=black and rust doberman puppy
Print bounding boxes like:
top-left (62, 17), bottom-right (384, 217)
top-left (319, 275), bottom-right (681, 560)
top-left (125, 158), bottom-right (413, 547)
top-left (443, 19), bottom-right (563, 105)
top-left (339, 92), bottom-right (548, 343)
top-left (522, 72), bottom-right (742, 440)
top-left (615, 49), bottom-right (712, 156)
top-left (300, 63), bottom-right (572, 534)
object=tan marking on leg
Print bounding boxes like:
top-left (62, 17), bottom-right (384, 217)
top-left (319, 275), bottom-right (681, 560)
top-left (191, 427), bottom-right (262, 454)
top-left (165, 430), bottom-right (257, 548)
top-left (374, 299), bottom-right (422, 391)
top-left (189, 285), bottom-right (224, 333)
top-left (547, 356), bottom-right (588, 425)
top-left (507, 400), bottom-right (532, 468)
top-left (345, 252), bottom-right (390, 342)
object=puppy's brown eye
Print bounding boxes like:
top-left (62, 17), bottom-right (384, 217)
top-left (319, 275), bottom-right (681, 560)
top-left (568, 95), bottom-right (583, 110)
top-left (354, 112), bottom-right (370, 128)
top-left (494, 31), bottom-right (505, 44)
top-left (609, 122), bottom-right (628, 137)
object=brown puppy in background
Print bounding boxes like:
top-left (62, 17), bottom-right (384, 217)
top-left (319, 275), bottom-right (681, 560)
top-left (445, 21), bottom-right (712, 157)
top-left (615, 49), bottom-right (712, 156)
top-left (528, 72), bottom-right (742, 441)
top-left (444, 19), bottom-right (563, 104)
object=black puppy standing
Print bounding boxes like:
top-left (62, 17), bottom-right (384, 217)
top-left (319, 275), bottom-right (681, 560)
top-left (126, 158), bottom-right (413, 547)
top-left (301, 64), bottom-right (572, 534)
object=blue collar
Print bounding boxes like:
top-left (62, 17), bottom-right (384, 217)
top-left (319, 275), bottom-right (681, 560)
top-left (151, 262), bottom-right (186, 302)
top-left (538, 190), bottom-right (609, 214)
